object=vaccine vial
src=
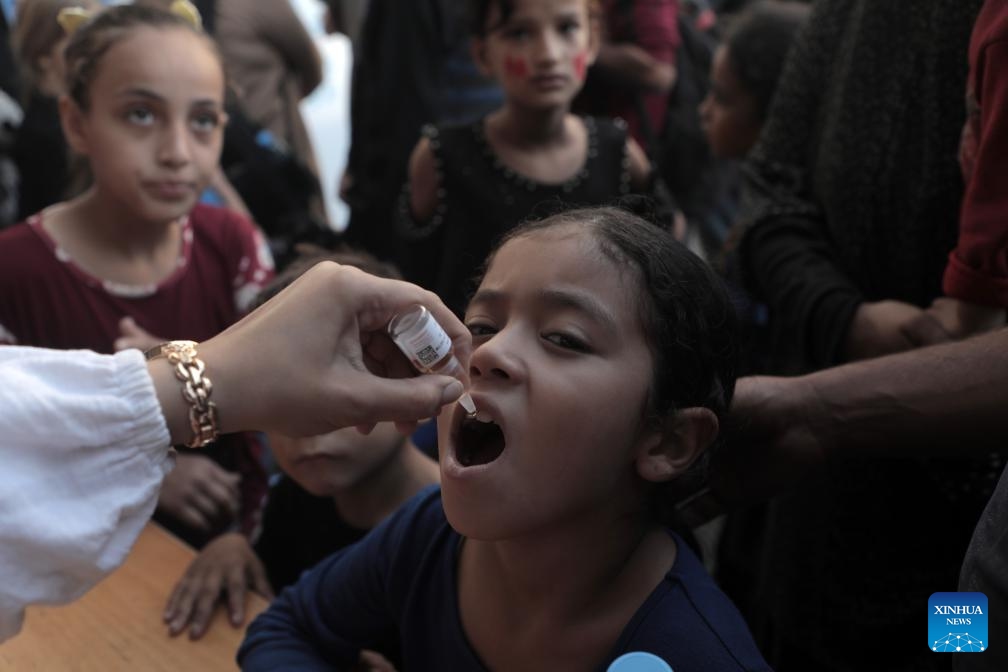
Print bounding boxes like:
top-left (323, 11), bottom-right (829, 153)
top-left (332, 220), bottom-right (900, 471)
top-left (387, 305), bottom-right (476, 415)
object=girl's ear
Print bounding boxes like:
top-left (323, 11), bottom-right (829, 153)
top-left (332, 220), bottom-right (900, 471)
top-left (470, 38), bottom-right (493, 78)
top-left (636, 407), bottom-right (719, 483)
top-left (59, 95), bottom-right (90, 156)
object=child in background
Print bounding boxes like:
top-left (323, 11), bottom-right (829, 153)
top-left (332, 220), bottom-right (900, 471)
top-left (698, 1), bottom-right (809, 160)
top-left (239, 207), bottom-right (771, 671)
top-left (0, 3), bottom-right (274, 546)
top-left (399, 0), bottom-right (654, 315)
top-left (696, 0), bottom-right (808, 372)
top-left (11, 0), bottom-right (98, 220)
top-left (162, 248), bottom-right (439, 647)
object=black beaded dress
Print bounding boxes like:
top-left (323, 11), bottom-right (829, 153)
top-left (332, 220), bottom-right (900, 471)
top-left (397, 115), bottom-right (633, 315)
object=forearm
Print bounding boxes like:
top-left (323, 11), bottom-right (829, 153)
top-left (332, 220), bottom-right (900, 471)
top-left (0, 347), bottom-right (172, 641)
top-left (148, 329), bottom-right (264, 445)
top-left (741, 217), bottom-right (862, 367)
top-left (942, 43), bottom-right (1008, 307)
top-left (263, 3), bottom-right (323, 97)
top-left (148, 357), bottom-right (191, 446)
top-left (594, 43), bottom-right (675, 92)
top-left (804, 328), bottom-right (1008, 458)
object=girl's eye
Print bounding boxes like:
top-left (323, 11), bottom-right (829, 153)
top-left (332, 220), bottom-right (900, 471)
top-left (467, 322), bottom-right (498, 340)
top-left (557, 19), bottom-right (581, 36)
top-left (502, 26), bottom-right (530, 41)
top-left (125, 107), bottom-right (154, 126)
top-left (543, 332), bottom-right (589, 353)
top-left (190, 112), bottom-right (221, 134)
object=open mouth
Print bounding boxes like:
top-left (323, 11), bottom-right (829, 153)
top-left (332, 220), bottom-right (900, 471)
top-left (455, 414), bottom-right (506, 468)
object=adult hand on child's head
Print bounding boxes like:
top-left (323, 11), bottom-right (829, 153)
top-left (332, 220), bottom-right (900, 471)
top-left (193, 262), bottom-right (471, 440)
top-left (703, 376), bottom-right (827, 517)
top-left (114, 317), bottom-right (163, 353)
top-left (163, 532), bottom-right (273, 640)
top-left (923, 297), bottom-right (1006, 339)
top-left (156, 454), bottom-right (240, 533)
top-left (843, 300), bottom-right (950, 361)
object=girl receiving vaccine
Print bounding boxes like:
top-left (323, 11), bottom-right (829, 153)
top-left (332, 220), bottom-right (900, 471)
top-left (399, 0), bottom-right (656, 315)
top-left (239, 206), bottom-right (770, 671)
top-left (0, 3), bottom-right (274, 546)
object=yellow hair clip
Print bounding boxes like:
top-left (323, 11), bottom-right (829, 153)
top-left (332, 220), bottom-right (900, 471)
top-left (56, 6), bottom-right (94, 35)
top-left (57, 2), bottom-right (203, 36)
top-left (169, 0), bottom-right (203, 30)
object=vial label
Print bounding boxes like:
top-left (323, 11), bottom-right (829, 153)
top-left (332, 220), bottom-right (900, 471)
top-left (416, 344), bottom-right (440, 368)
top-left (402, 319), bottom-right (452, 371)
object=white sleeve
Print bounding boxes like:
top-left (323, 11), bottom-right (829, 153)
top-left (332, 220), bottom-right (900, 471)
top-left (0, 347), bottom-right (173, 642)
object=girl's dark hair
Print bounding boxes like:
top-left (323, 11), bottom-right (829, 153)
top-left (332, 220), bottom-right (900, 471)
top-left (496, 206), bottom-right (737, 422)
top-left (487, 206), bottom-right (739, 529)
top-left (63, 3), bottom-right (221, 110)
top-left (724, 1), bottom-right (810, 121)
top-left (467, 0), bottom-right (514, 36)
top-left (466, 0), bottom-right (600, 37)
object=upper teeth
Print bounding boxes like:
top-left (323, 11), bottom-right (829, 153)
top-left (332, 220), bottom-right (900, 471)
top-left (474, 411), bottom-right (494, 424)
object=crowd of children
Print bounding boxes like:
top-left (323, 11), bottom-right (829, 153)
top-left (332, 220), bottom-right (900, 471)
top-left (1, 0), bottom-right (1006, 670)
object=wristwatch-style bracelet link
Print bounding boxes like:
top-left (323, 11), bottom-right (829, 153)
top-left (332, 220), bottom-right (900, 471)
top-left (144, 340), bottom-right (219, 448)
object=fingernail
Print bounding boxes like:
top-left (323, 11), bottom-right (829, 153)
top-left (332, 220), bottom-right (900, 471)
top-left (440, 380), bottom-right (464, 405)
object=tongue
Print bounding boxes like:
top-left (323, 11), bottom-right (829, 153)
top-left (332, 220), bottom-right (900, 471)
top-left (458, 421), bottom-right (505, 467)
top-left (461, 433), bottom-right (504, 466)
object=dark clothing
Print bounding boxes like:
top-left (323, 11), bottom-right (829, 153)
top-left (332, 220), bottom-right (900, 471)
top-left (254, 477), bottom-right (368, 592)
top-left (730, 3), bottom-right (1000, 671)
top-left (12, 93), bottom-right (69, 221)
top-left (238, 486), bottom-right (772, 672)
top-left (398, 116), bottom-right (633, 315)
top-left (943, 0), bottom-right (1008, 306)
top-left (737, 0), bottom-right (978, 373)
top-left (343, 0), bottom-right (501, 261)
top-left (953, 8), bottom-right (1008, 672)
top-left (957, 467), bottom-right (1008, 672)
top-left (251, 476), bottom-right (404, 667)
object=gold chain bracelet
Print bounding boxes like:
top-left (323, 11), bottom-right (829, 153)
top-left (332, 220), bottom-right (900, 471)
top-left (145, 340), bottom-right (219, 448)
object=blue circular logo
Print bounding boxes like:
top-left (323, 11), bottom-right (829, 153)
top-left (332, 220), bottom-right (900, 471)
top-left (607, 652), bottom-right (673, 672)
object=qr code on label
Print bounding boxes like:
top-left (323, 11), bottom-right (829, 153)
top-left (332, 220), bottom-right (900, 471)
top-left (416, 345), bottom-right (439, 367)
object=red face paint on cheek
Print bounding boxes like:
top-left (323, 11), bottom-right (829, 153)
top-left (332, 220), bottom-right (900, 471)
top-left (573, 51), bottom-right (588, 81)
top-left (504, 56), bottom-right (529, 79)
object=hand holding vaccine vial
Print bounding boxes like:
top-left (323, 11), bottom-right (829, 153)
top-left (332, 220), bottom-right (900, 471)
top-left (388, 305), bottom-right (476, 415)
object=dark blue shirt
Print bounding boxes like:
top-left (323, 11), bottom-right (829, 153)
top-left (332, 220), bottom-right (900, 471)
top-left (238, 487), bottom-right (771, 671)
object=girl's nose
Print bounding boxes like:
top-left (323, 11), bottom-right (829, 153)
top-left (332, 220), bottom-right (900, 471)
top-left (157, 122), bottom-right (192, 166)
top-left (469, 330), bottom-right (524, 384)
top-left (533, 31), bottom-right (563, 64)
